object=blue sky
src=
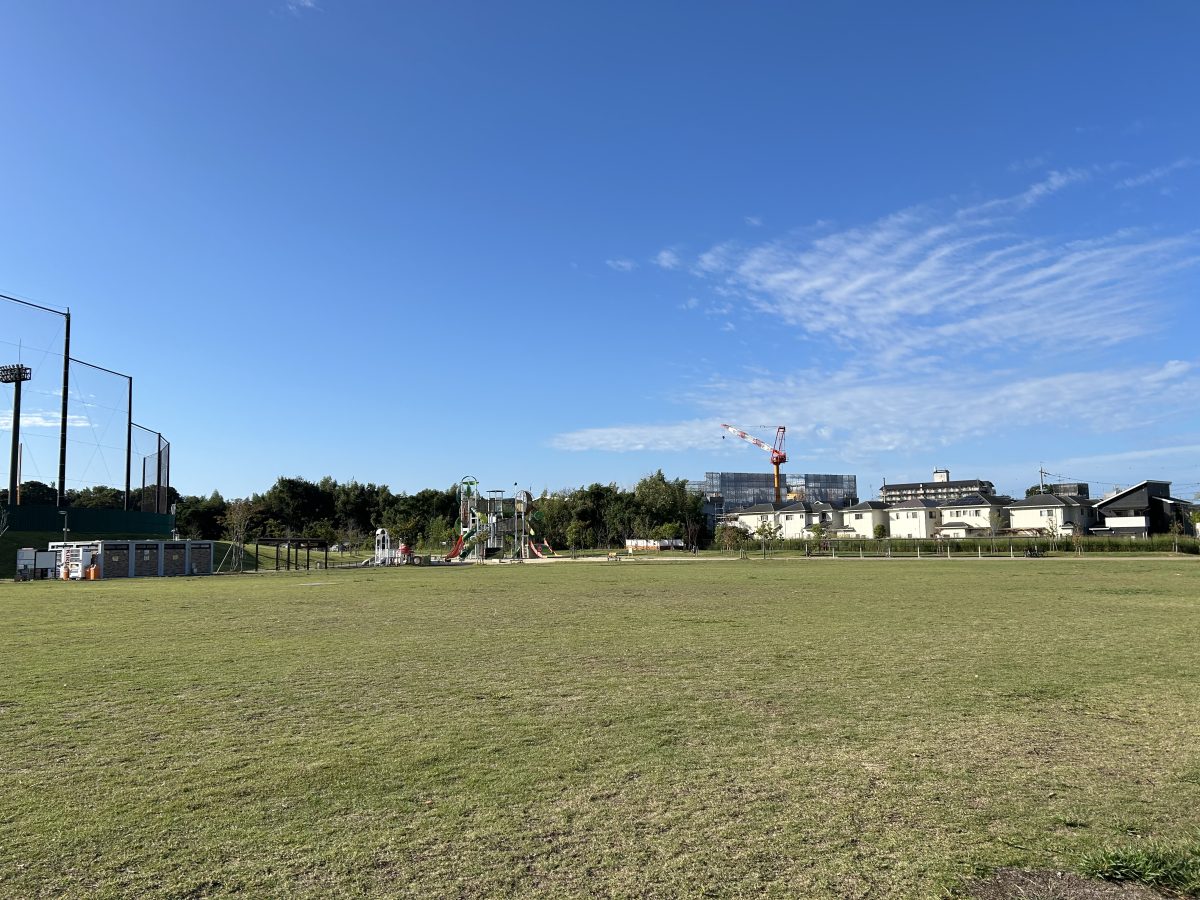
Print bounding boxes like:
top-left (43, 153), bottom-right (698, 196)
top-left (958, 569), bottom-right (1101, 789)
top-left (2, 1), bottom-right (1198, 501)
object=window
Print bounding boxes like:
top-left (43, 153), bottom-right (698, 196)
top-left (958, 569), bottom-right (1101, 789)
top-left (854, 513), bottom-right (863, 520)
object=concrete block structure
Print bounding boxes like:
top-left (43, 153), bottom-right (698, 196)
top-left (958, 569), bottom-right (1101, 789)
top-left (48, 540), bottom-right (214, 579)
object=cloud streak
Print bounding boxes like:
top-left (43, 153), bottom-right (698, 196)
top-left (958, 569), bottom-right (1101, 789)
top-left (554, 173), bottom-right (1200, 461)
top-left (1116, 157), bottom-right (1198, 189)
top-left (552, 360), bottom-right (1200, 457)
top-left (699, 172), bottom-right (1196, 362)
top-left (0, 412), bottom-right (91, 429)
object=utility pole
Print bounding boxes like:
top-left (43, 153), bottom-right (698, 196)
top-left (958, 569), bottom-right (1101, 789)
top-left (1039, 467), bottom-right (1047, 494)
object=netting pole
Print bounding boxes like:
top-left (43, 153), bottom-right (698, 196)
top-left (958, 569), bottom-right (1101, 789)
top-left (58, 311), bottom-right (70, 507)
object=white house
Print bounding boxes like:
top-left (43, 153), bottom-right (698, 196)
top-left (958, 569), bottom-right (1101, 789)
top-left (937, 492), bottom-right (1012, 537)
top-left (1005, 493), bottom-right (1099, 536)
top-left (811, 500), bottom-right (850, 533)
top-left (732, 501), bottom-right (833, 539)
top-left (886, 498), bottom-right (942, 539)
top-left (841, 500), bottom-right (890, 538)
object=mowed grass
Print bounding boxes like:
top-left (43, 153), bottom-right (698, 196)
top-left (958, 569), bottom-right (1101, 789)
top-left (2, 558), bottom-right (1198, 898)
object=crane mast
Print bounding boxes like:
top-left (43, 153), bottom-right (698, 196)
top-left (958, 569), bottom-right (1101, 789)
top-left (720, 423), bottom-right (788, 504)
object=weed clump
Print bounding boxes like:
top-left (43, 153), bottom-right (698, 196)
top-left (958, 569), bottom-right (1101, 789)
top-left (1081, 836), bottom-right (1200, 894)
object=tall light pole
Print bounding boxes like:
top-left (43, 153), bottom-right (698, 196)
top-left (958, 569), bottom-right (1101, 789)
top-left (0, 294), bottom-right (70, 507)
top-left (1, 364), bottom-right (33, 507)
top-left (59, 509), bottom-right (69, 543)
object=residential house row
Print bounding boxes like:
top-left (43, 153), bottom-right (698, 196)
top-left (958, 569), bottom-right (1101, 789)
top-left (726, 472), bottom-right (1193, 541)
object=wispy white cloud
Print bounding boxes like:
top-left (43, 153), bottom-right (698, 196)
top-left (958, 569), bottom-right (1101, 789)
top-left (286, 0), bottom-right (319, 12)
top-left (744, 215), bottom-right (763, 227)
top-left (552, 360), bottom-right (1200, 456)
top-left (605, 258), bottom-right (637, 272)
top-left (1007, 155), bottom-right (1047, 173)
top-left (1052, 442), bottom-right (1200, 469)
top-left (653, 248), bottom-right (682, 270)
top-left (551, 419), bottom-right (717, 453)
top-left (699, 172), bottom-right (1194, 363)
top-left (968, 168), bottom-right (1089, 214)
top-left (0, 412), bottom-right (91, 429)
top-left (553, 173), bottom-right (1200, 460)
top-left (1116, 157), bottom-right (1198, 189)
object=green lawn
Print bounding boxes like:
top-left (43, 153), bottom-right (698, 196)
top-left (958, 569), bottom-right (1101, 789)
top-left (2, 558), bottom-right (1198, 898)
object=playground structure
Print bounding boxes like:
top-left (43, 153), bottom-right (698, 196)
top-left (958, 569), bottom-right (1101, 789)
top-left (373, 528), bottom-right (426, 566)
top-left (366, 478), bottom-right (557, 567)
top-left (442, 477), bottom-right (556, 563)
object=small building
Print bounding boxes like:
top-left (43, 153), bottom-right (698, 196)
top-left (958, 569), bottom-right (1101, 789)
top-left (625, 538), bottom-right (686, 551)
top-left (1048, 482), bottom-right (1089, 498)
top-left (886, 498), bottom-right (942, 539)
top-left (48, 540), bottom-right (214, 579)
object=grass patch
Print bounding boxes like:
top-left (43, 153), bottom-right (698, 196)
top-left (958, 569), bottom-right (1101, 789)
top-left (2, 557), bottom-right (1199, 897)
top-left (1082, 836), bottom-right (1200, 893)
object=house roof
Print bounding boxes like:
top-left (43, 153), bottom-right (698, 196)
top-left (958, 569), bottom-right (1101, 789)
top-left (1006, 493), bottom-right (1094, 510)
top-left (939, 492), bottom-right (1013, 509)
top-left (735, 502), bottom-right (786, 514)
top-left (889, 498), bottom-right (941, 509)
top-left (1094, 480), bottom-right (1173, 511)
top-left (846, 500), bottom-right (890, 510)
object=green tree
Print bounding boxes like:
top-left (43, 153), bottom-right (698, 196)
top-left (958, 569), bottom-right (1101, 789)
top-left (603, 491), bottom-right (638, 548)
top-left (260, 477), bottom-right (333, 535)
top-left (753, 521), bottom-right (782, 558)
top-left (566, 520), bottom-right (589, 552)
top-left (3, 480), bottom-right (58, 506)
top-left (68, 485), bottom-right (124, 509)
top-left (873, 523), bottom-right (888, 540)
top-left (534, 493), bottom-right (572, 549)
top-left (175, 490), bottom-right (228, 539)
top-left (651, 522), bottom-right (682, 540)
top-left (715, 524), bottom-right (747, 553)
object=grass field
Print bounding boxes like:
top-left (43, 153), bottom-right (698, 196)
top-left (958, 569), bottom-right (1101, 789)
top-left (2, 558), bottom-right (1198, 898)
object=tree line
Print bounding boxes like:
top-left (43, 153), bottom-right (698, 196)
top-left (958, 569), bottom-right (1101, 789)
top-left (3, 471), bottom-right (707, 551)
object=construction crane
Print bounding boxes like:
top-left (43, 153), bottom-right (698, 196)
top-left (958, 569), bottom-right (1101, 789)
top-left (721, 423), bottom-right (787, 504)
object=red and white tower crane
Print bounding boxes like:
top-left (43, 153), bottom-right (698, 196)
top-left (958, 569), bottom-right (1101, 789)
top-left (720, 423), bottom-right (787, 504)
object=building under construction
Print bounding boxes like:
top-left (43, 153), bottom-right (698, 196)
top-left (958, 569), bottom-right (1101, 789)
top-left (688, 471), bottom-right (858, 526)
